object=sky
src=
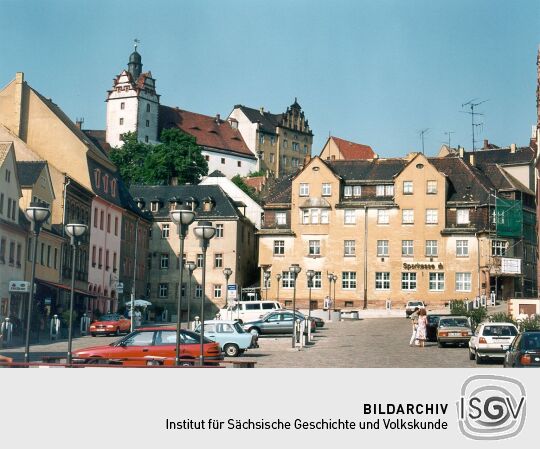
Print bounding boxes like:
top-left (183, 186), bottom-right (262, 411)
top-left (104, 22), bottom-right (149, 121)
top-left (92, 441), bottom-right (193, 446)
top-left (1, 0), bottom-right (539, 157)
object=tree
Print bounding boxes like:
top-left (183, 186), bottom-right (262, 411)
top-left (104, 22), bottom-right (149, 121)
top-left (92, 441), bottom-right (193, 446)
top-left (232, 175), bottom-right (260, 202)
top-left (109, 132), bottom-right (152, 186)
top-left (144, 128), bottom-right (208, 185)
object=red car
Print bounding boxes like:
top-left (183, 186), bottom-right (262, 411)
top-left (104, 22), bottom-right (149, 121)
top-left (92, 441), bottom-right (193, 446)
top-left (89, 313), bottom-right (131, 336)
top-left (74, 326), bottom-right (222, 366)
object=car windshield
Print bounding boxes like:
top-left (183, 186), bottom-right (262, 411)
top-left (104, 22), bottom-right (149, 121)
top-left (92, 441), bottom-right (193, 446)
top-left (427, 315), bottom-right (440, 325)
top-left (523, 334), bottom-right (540, 350)
top-left (99, 314), bottom-right (119, 321)
top-left (233, 323), bottom-right (245, 333)
top-left (483, 326), bottom-right (517, 337)
top-left (409, 302), bottom-right (423, 307)
top-left (439, 318), bottom-right (469, 327)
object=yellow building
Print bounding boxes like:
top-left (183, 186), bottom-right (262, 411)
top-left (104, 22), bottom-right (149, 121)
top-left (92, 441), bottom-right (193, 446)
top-left (258, 152), bottom-right (536, 309)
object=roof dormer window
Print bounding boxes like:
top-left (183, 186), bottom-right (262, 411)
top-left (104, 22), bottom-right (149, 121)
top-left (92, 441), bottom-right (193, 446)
top-left (151, 202), bottom-right (159, 213)
top-left (103, 174), bottom-right (109, 193)
top-left (94, 169), bottom-right (101, 188)
top-left (202, 197), bottom-right (215, 212)
top-left (111, 179), bottom-right (117, 198)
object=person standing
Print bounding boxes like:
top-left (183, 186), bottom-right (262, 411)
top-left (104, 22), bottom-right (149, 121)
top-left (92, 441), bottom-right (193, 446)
top-left (409, 307), bottom-right (419, 346)
top-left (416, 308), bottom-right (427, 347)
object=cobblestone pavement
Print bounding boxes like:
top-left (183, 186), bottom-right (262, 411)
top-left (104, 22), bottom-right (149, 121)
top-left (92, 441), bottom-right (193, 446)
top-left (1, 318), bottom-right (504, 368)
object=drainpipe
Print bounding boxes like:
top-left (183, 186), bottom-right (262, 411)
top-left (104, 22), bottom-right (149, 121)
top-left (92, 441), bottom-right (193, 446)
top-left (363, 206), bottom-right (368, 309)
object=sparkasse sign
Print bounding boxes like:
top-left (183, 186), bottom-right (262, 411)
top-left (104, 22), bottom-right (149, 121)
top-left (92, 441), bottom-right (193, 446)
top-left (8, 281), bottom-right (31, 293)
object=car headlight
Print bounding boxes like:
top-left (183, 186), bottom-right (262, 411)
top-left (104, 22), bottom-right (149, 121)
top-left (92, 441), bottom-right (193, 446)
top-left (106, 325), bottom-right (114, 328)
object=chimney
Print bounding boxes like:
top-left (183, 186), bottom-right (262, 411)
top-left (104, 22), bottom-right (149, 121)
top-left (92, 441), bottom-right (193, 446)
top-left (170, 176), bottom-right (178, 186)
top-left (469, 154), bottom-right (475, 166)
top-left (483, 139), bottom-right (489, 149)
top-left (458, 146), bottom-right (464, 158)
top-left (259, 107), bottom-right (264, 115)
top-left (75, 117), bottom-right (84, 129)
top-left (215, 113), bottom-right (220, 124)
top-left (510, 143), bottom-right (516, 153)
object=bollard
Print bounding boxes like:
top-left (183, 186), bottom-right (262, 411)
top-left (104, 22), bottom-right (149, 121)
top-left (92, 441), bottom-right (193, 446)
top-left (1, 318), bottom-right (13, 346)
top-left (50, 314), bottom-right (61, 340)
top-left (386, 299), bottom-right (392, 310)
top-left (490, 291), bottom-right (496, 307)
top-left (306, 318), bottom-right (312, 342)
top-left (80, 313), bottom-right (91, 336)
top-left (161, 309), bottom-right (168, 322)
top-left (193, 316), bottom-right (200, 331)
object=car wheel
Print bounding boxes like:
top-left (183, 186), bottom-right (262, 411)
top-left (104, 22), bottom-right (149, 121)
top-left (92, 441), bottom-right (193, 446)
top-left (476, 355), bottom-right (483, 365)
top-left (90, 333), bottom-right (96, 337)
top-left (437, 341), bottom-right (444, 348)
top-left (180, 358), bottom-right (194, 367)
top-left (146, 360), bottom-right (162, 366)
top-left (249, 327), bottom-right (260, 337)
top-left (469, 348), bottom-right (476, 360)
top-left (224, 343), bottom-right (240, 357)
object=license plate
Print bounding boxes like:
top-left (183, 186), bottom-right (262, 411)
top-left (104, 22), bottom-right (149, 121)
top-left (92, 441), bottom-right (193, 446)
top-left (450, 332), bottom-right (461, 337)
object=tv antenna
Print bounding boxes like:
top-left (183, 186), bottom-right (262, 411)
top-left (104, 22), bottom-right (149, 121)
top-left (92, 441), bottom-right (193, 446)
top-left (444, 131), bottom-right (455, 149)
top-left (461, 99), bottom-right (488, 152)
top-left (418, 128), bottom-right (429, 154)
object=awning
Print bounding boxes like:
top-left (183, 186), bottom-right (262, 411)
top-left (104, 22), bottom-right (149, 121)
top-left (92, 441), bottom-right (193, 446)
top-left (36, 279), bottom-right (98, 297)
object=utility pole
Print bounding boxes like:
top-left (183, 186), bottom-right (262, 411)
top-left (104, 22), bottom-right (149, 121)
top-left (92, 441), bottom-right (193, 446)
top-left (419, 129), bottom-right (429, 154)
top-left (444, 131), bottom-right (455, 149)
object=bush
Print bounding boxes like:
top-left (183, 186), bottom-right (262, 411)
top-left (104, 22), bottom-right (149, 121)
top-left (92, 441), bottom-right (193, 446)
top-left (489, 312), bottom-right (515, 324)
top-left (517, 315), bottom-right (540, 332)
top-left (468, 307), bottom-right (488, 328)
top-left (450, 300), bottom-right (468, 315)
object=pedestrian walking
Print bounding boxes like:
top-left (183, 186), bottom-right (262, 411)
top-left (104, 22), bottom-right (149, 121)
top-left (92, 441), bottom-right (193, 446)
top-left (409, 307), bottom-right (419, 346)
top-left (416, 308), bottom-right (427, 347)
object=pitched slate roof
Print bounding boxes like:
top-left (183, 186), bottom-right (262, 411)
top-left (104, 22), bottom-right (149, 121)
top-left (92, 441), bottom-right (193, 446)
top-left (328, 159), bottom-right (407, 181)
top-left (480, 163), bottom-right (535, 195)
top-left (83, 130), bottom-right (113, 155)
top-left (261, 174), bottom-right (294, 205)
top-left (461, 146), bottom-right (534, 166)
top-left (235, 105), bottom-right (280, 134)
top-left (159, 106), bottom-right (255, 159)
top-left (16, 161), bottom-right (46, 186)
top-left (330, 136), bottom-right (376, 160)
top-left (129, 184), bottom-right (242, 220)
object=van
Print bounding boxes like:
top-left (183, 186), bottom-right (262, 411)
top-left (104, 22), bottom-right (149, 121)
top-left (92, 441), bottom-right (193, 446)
top-left (217, 301), bottom-right (283, 323)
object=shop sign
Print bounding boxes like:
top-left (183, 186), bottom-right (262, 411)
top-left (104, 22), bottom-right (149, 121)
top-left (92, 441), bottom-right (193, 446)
top-left (8, 281), bottom-right (31, 293)
top-left (402, 262), bottom-right (444, 270)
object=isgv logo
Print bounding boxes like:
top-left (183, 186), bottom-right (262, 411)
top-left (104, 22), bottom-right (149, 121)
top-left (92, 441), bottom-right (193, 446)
top-left (457, 375), bottom-right (526, 440)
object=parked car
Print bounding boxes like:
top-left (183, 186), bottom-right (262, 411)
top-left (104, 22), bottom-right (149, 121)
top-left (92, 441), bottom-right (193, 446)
top-left (89, 313), bottom-right (131, 336)
top-left (311, 316), bottom-right (325, 328)
top-left (217, 301), bottom-right (283, 323)
top-left (426, 314), bottom-right (447, 342)
top-left (437, 316), bottom-right (472, 347)
top-left (504, 330), bottom-right (540, 368)
top-left (194, 320), bottom-right (258, 357)
top-left (469, 322), bottom-right (518, 364)
top-left (405, 300), bottom-right (426, 317)
top-left (73, 327), bottom-right (222, 366)
top-left (243, 311), bottom-right (315, 336)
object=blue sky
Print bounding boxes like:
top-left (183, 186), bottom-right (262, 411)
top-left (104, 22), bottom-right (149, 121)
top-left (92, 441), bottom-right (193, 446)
top-left (1, 0), bottom-right (538, 156)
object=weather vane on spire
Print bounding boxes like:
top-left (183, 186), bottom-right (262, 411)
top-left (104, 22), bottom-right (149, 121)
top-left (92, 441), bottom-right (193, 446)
top-left (134, 38), bottom-right (140, 51)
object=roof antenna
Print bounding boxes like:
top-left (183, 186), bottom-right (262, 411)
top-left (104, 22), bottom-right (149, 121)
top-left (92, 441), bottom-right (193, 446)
top-left (461, 99), bottom-right (488, 152)
top-left (444, 131), bottom-right (455, 149)
top-left (418, 128), bottom-right (429, 154)
top-left (134, 38), bottom-right (140, 51)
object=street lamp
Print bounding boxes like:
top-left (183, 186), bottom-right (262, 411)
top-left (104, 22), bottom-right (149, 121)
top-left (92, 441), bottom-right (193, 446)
top-left (264, 271), bottom-right (271, 301)
top-left (306, 269), bottom-right (315, 320)
top-left (289, 264), bottom-right (301, 348)
top-left (276, 273), bottom-right (282, 302)
top-left (24, 202), bottom-right (51, 363)
top-left (186, 261), bottom-right (197, 326)
top-left (223, 267), bottom-right (232, 312)
top-left (194, 221), bottom-right (216, 365)
top-left (170, 205), bottom-right (196, 366)
top-left (64, 223), bottom-right (88, 364)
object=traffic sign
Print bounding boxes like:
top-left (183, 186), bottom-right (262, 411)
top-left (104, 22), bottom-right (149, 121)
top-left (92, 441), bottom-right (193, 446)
top-left (227, 284), bottom-right (237, 300)
top-left (9, 281), bottom-right (31, 293)
top-left (117, 282), bottom-right (124, 294)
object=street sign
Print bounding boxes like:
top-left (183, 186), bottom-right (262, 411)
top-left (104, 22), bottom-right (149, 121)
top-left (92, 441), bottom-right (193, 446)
top-left (117, 282), bottom-right (124, 294)
top-left (8, 281), bottom-right (31, 293)
top-left (227, 284), bottom-right (237, 300)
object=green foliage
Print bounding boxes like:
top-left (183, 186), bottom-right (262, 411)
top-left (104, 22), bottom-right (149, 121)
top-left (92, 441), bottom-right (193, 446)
top-left (232, 175), bottom-right (260, 202)
top-left (449, 300), bottom-right (487, 328)
top-left (450, 300), bottom-right (468, 316)
top-left (110, 129), bottom-right (208, 186)
top-left (489, 312), bottom-right (515, 324)
top-left (247, 169), bottom-right (266, 177)
top-left (517, 315), bottom-right (540, 332)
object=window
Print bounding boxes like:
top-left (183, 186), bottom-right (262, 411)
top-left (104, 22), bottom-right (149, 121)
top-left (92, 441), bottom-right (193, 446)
top-left (0, 238), bottom-right (5, 263)
top-left (196, 254), bottom-right (203, 268)
top-left (120, 102), bottom-right (125, 110)
top-left (308, 240), bottom-right (321, 256)
top-left (402, 240), bottom-right (414, 256)
top-left (425, 240), bottom-right (438, 257)
top-left (299, 183), bottom-right (309, 196)
top-left (429, 272), bottom-right (445, 291)
top-left (211, 223), bottom-right (222, 238)
top-left (39, 243), bottom-right (44, 265)
top-left (159, 283), bottom-right (169, 298)
top-left (237, 161), bottom-right (242, 167)
top-left (145, 119), bottom-right (150, 127)
top-left (270, 136), bottom-right (276, 145)
top-left (111, 180), bottom-right (117, 197)
top-left (491, 240), bottom-right (507, 256)
top-left (94, 169), bottom-right (101, 188)
top-left (375, 272), bottom-right (390, 290)
top-left (92, 246), bottom-right (96, 266)
top-left (214, 284), bottom-right (222, 298)
top-left (221, 158), bottom-right (225, 164)
top-left (456, 273), bottom-right (472, 292)
top-left (403, 181), bottom-right (413, 194)
top-left (93, 208), bottom-right (98, 227)
top-left (107, 213), bottom-right (111, 233)
top-left (353, 185), bottom-right (362, 197)
top-left (376, 185), bottom-right (394, 197)
top-left (402, 209), bottom-right (414, 224)
top-left (100, 210), bottom-right (104, 230)
top-left (114, 217), bottom-right (118, 236)
top-left (161, 224), bottom-right (170, 238)
top-left (427, 180), bottom-right (438, 194)
top-left (342, 272), bottom-right (357, 289)
top-left (425, 209), bottom-right (438, 224)
top-left (276, 212), bottom-right (287, 225)
top-left (283, 139), bottom-right (288, 149)
top-left (270, 153), bottom-right (275, 163)
top-left (344, 240), bottom-right (356, 256)
top-left (145, 136), bottom-right (149, 143)
top-left (274, 240), bottom-right (285, 255)
top-left (160, 254), bottom-right (169, 269)
top-left (401, 272), bottom-right (417, 290)
top-left (113, 252), bottom-right (117, 272)
top-left (47, 245), bottom-right (51, 267)
top-left (195, 284), bottom-right (202, 298)
top-left (322, 183), bottom-right (332, 196)
top-left (54, 248), bottom-right (58, 269)
top-left (302, 209), bottom-right (309, 224)
top-left (457, 209), bottom-right (470, 224)
top-left (377, 240), bottom-right (389, 256)
top-left (259, 134), bottom-right (265, 145)
top-left (310, 271), bottom-right (322, 289)
top-left (377, 209), bottom-right (389, 224)
top-left (344, 186), bottom-right (352, 197)
top-left (214, 253), bottom-right (223, 268)
top-left (146, 104), bottom-right (151, 112)
top-left (0, 193), bottom-right (3, 214)
top-left (119, 118), bottom-right (124, 125)
top-left (320, 209), bottom-right (329, 224)
top-left (205, 155), bottom-right (210, 162)
top-left (456, 240), bottom-right (469, 257)
top-left (150, 202), bottom-right (159, 212)
top-left (344, 209), bottom-right (356, 225)
top-left (281, 271), bottom-right (295, 289)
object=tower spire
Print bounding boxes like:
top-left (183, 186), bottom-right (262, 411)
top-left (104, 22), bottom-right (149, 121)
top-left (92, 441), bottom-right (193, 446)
top-left (127, 40), bottom-right (142, 81)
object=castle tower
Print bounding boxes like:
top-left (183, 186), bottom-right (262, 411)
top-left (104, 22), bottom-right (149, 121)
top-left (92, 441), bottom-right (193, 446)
top-left (105, 42), bottom-right (160, 148)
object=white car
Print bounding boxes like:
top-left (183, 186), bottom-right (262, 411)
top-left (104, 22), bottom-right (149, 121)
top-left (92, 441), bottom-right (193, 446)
top-left (216, 301), bottom-right (283, 323)
top-left (468, 322), bottom-right (518, 364)
top-left (405, 300), bottom-right (426, 317)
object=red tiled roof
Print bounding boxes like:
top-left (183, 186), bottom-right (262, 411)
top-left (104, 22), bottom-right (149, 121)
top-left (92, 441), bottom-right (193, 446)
top-left (245, 176), bottom-right (266, 192)
top-left (331, 136), bottom-right (376, 160)
top-left (159, 106), bottom-right (255, 159)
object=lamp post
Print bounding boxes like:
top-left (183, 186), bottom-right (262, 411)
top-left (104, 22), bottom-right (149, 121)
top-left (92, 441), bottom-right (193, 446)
top-left (289, 264), bottom-right (301, 348)
top-left (169, 205), bottom-right (196, 366)
top-left (223, 267), bottom-right (232, 315)
top-left (327, 273), bottom-right (334, 320)
top-left (276, 273), bottom-right (282, 302)
top-left (264, 271), bottom-right (271, 301)
top-left (65, 223), bottom-right (88, 364)
top-left (186, 261), bottom-right (197, 326)
top-left (24, 202), bottom-right (51, 363)
top-left (332, 274), bottom-right (337, 311)
top-left (194, 221), bottom-right (216, 365)
top-left (306, 270), bottom-right (315, 319)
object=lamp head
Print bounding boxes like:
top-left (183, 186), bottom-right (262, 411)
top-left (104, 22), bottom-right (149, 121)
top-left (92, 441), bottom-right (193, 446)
top-left (223, 267), bottom-right (233, 277)
top-left (306, 269), bottom-right (315, 279)
top-left (169, 205), bottom-right (196, 226)
top-left (186, 260), bottom-right (197, 272)
top-left (194, 220), bottom-right (216, 241)
top-left (25, 201), bottom-right (51, 225)
top-left (289, 264), bottom-right (301, 275)
top-left (65, 223), bottom-right (88, 238)
top-left (327, 273), bottom-right (334, 281)
top-left (276, 273), bottom-right (282, 281)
